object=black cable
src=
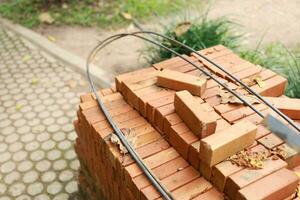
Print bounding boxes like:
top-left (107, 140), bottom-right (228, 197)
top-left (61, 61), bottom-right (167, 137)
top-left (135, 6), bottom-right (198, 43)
top-left (87, 34), bottom-right (174, 200)
top-left (140, 31), bottom-right (300, 132)
top-left (86, 32), bottom-right (299, 200)
top-left (93, 31), bottom-right (300, 132)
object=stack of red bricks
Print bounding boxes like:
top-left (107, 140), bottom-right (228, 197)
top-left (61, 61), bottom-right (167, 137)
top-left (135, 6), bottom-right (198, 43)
top-left (74, 45), bottom-right (300, 200)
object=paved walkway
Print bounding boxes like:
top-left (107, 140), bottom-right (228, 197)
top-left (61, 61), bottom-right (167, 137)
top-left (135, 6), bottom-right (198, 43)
top-left (0, 26), bottom-right (88, 199)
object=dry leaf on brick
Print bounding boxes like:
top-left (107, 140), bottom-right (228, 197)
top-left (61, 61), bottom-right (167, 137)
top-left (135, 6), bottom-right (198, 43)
top-left (123, 128), bottom-right (137, 148)
top-left (218, 89), bottom-right (242, 104)
top-left (218, 89), bottom-right (260, 105)
top-left (254, 76), bottom-right (265, 88)
top-left (269, 146), bottom-right (287, 160)
top-left (227, 149), bottom-right (268, 169)
top-left (244, 94), bottom-right (260, 104)
top-left (110, 134), bottom-right (127, 154)
top-left (175, 22), bottom-right (191, 37)
top-left (110, 128), bottom-right (137, 154)
top-left (242, 75), bottom-right (265, 88)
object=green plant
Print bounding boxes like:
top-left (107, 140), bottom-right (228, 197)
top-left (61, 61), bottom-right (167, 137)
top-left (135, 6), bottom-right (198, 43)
top-left (144, 15), bottom-right (241, 63)
top-left (0, 0), bottom-right (192, 28)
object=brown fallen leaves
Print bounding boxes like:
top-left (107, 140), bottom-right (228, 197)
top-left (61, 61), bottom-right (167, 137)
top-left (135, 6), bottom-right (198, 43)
top-left (110, 128), bottom-right (137, 155)
top-left (242, 74), bottom-right (266, 88)
top-left (218, 88), bottom-right (260, 105)
top-left (227, 147), bottom-right (288, 169)
top-left (270, 146), bottom-right (288, 160)
top-left (227, 149), bottom-right (268, 169)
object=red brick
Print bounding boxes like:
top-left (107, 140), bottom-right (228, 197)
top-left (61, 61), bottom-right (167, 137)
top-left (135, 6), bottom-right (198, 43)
top-left (170, 123), bottom-right (190, 136)
top-left (154, 103), bottom-right (175, 131)
top-left (80, 93), bottom-right (93, 102)
top-left (188, 141), bottom-right (200, 170)
top-left (145, 93), bottom-right (175, 122)
top-left (200, 120), bottom-right (257, 167)
top-left (222, 103), bottom-right (267, 123)
top-left (211, 160), bottom-right (243, 192)
top-left (200, 162), bottom-right (212, 180)
top-left (174, 90), bottom-right (217, 138)
top-left (124, 148), bottom-right (179, 185)
top-left (163, 113), bottom-right (182, 138)
top-left (215, 119), bottom-right (231, 132)
top-left (130, 157), bottom-right (189, 199)
top-left (171, 62), bottom-right (198, 73)
top-left (157, 69), bottom-right (207, 96)
top-left (258, 133), bottom-right (284, 149)
top-left (193, 188), bottom-right (224, 200)
top-left (126, 84), bottom-right (160, 110)
top-left (170, 130), bottom-right (198, 159)
top-left (153, 55), bottom-right (197, 70)
top-left (139, 88), bottom-right (174, 116)
top-left (170, 177), bottom-right (212, 200)
top-left (252, 75), bottom-right (287, 97)
top-left (121, 138), bottom-right (170, 168)
top-left (276, 143), bottom-right (300, 169)
top-left (101, 88), bottom-right (113, 96)
top-left (236, 168), bottom-right (298, 200)
top-left (225, 158), bottom-right (287, 199)
top-left (140, 166), bottom-right (200, 200)
top-left (234, 64), bottom-right (263, 80)
top-left (265, 97), bottom-right (300, 120)
top-left (256, 124), bottom-right (271, 139)
top-left (115, 67), bottom-right (155, 91)
top-left (201, 86), bottom-right (220, 99)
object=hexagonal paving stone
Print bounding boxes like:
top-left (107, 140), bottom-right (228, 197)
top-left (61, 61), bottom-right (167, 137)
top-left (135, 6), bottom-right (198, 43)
top-left (0, 28), bottom-right (83, 199)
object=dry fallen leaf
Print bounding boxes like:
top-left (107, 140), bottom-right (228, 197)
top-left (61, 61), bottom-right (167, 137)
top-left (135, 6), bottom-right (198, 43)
top-left (218, 89), bottom-right (260, 105)
top-left (110, 134), bottom-right (127, 154)
top-left (15, 104), bottom-right (22, 111)
top-left (31, 78), bottom-right (39, 85)
top-left (22, 55), bottom-right (31, 62)
top-left (121, 12), bottom-right (132, 20)
top-left (244, 94), bottom-right (260, 104)
top-left (218, 89), bottom-right (242, 104)
top-left (47, 35), bottom-right (56, 42)
top-left (227, 150), bottom-right (268, 169)
top-left (242, 75), bottom-right (265, 88)
top-left (174, 22), bottom-right (191, 37)
top-left (39, 12), bottom-right (55, 24)
top-left (254, 76), bottom-right (265, 88)
top-left (110, 128), bottom-right (137, 155)
top-left (123, 128), bottom-right (137, 148)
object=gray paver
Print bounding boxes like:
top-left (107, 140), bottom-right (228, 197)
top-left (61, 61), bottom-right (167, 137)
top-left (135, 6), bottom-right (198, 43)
top-left (0, 27), bottom-right (85, 199)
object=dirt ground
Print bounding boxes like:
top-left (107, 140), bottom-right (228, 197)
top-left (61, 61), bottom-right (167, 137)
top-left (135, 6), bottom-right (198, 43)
top-left (35, 0), bottom-right (300, 83)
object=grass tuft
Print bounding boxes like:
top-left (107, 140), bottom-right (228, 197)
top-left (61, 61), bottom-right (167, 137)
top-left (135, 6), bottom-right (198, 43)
top-left (144, 15), bottom-right (241, 63)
